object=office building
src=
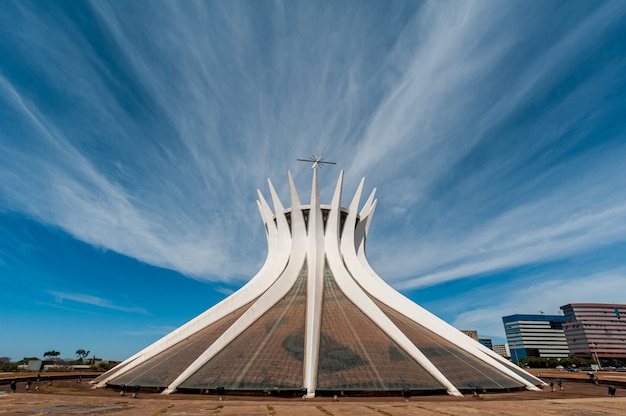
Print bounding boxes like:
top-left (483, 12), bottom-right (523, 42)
top-left (560, 303), bottom-right (626, 362)
top-left (461, 330), bottom-right (479, 341)
top-left (479, 337), bottom-right (494, 350)
top-left (493, 343), bottom-right (510, 359)
top-left (502, 314), bottom-right (569, 362)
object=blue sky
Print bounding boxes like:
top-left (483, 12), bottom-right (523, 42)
top-left (2, 0), bottom-right (626, 362)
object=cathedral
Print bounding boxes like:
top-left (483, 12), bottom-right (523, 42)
top-left (94, 162), bottom-right (543, 397)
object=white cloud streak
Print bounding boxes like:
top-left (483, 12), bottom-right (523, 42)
top-left (49, 291), bottom-right (148, 314)
top-left (1, 0), bottom-right (626, 300)
top-left (392, 149), bottom-right (626, 290)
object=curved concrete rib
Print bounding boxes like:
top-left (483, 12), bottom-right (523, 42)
top-left (355, 188), bottom-right (377, 262)
top-left (348, 252), bottom-right (542, 390)
top-left (95, 180), bottom-right (291, 388)
top-left (341, 178), bottom-right (542, 391)
top-left (303, 167), bottom-right (326, 397)
top-left (163, 177), bottom-right (308, 394)
top-left (326, 173), bottom-right (461, 396)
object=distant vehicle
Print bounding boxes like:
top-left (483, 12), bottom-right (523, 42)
top-left (522, 364), bottom-right (530, 369)
top-left (617, 366), bottom-right (626, 371)
top-left (555, 365), bottom-right (564, 370)
top-left (566, 367), bottom-right (578, 372)
top-left (604, 366), bottom-right (616, 371)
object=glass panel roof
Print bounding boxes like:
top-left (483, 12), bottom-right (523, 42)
top-left (180, 262), bottom-right (308, 390)
top-left (375, 300), bottom-right (526, 390)
top-left (317, 262), bottom-right (444, 391)
top-left (109, 300), bottom-right (255, 388)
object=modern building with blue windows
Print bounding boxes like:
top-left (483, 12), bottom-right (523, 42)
top-left (479, 337), bottom-right (494, 350)
top-left (502, 314), bottom-right (569, 363)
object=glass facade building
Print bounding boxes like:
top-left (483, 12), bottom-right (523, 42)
top-left (479, 337), bottom-right (494, 350)
top-left (502, 314), bottom-right (569, 362)
top-left (560, 303), bottom-right (626, 362)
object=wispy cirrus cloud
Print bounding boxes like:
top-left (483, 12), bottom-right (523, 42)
top-left (123, 326), bottom-right (177, 337)
top-left (49, 291), bottom-right (148, 314)
top-left (389, 147), bottom-right (626, 290)
top-left (1, 0), bottom-right (626, 297)
top-left (0, 71), bottom-right (235, 279)
top-left (356, 1), bottom-right (626, 292)
top-left (2, 0), bottom-right (626, 362)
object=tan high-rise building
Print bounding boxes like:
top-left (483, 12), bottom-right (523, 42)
top-left (461, 330), bottom-right (479, 341)
top-left (561, 303), bottom-right (626, 363)
top-left (493, 343), bottom-right (511, 359)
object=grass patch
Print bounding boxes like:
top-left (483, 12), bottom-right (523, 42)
top-left (366, 405), bottom-right (393, 416)
top-left (210, 404), bottom-right (224, 416)
top-left (316, 405), bottom-right (334, 416)
top-left (267, 404), bottom-right (276, 416)
top-left (152, 404), bottom-right (174, 416)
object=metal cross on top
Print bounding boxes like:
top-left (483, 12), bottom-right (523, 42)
top-left (297, 151), bottom-right (336, 169)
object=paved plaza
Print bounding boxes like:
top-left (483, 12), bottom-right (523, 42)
top-left (1, 371), bottom-right (625, 416)
top-left (1, 394), bottom-right (625, 415)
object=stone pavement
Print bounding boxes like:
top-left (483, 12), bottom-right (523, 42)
top-left (1, 393), bottom-right (625, 415)
top-left (1, 371), bottom-right (625, 415)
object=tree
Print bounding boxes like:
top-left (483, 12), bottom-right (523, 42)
top-left (75, 349), bottom-right (90, 363)
top-left (43, 350), bottom-right (61, 360)
top-left (0, 357), bottom-right (19, 372)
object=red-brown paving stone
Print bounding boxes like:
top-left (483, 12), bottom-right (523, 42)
top-left (2, 393), bottom-right (626, 415)
top-left (2, 369), bottom-right (626, 415)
